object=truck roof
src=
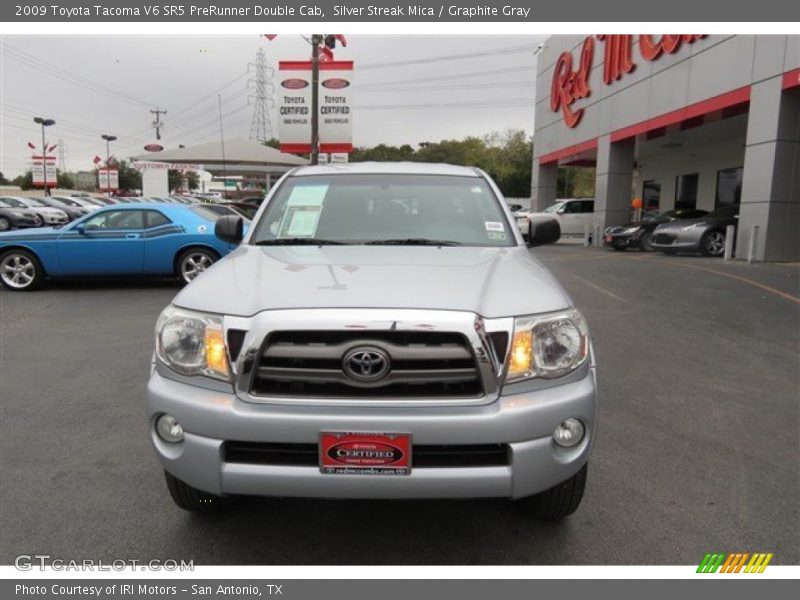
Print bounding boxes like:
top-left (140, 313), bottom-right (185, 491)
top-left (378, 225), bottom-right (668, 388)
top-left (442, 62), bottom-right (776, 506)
top-left (291, 162), bottom-right (482, 177)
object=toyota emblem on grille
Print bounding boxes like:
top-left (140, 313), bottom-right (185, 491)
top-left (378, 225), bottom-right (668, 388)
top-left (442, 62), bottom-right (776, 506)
top-left (342, 347), bottom-right (391, 382)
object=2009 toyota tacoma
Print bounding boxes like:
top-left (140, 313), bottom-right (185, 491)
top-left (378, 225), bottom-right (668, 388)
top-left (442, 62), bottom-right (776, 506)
top-left (147, 162), bottom-right (597, 519)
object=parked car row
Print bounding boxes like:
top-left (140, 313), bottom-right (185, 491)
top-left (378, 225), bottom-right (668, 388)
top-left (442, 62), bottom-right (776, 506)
top-left (0, 203), bottom-right (240, 290)
top-left (604, 204), bottom-right (740, 257)
top-left (0, 193), bottom-right (260, 230)
top-left (513, 196), bottom-right (739, 258)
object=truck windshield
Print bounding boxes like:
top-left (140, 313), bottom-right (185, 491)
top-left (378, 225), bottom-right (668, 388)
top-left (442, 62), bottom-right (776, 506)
top-left (250, 174), bottom-right (514, 246)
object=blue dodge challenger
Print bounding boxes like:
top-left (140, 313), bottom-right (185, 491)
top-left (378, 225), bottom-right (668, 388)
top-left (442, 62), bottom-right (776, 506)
top-left (0, 203), bottom-right (238, 291)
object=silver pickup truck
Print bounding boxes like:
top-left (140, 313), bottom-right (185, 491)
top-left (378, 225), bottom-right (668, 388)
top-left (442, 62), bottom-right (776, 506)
top-left (147, 162), bottom-right (597, 519)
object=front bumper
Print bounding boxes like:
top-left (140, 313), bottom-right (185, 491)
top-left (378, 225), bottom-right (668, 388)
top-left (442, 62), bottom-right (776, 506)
top-left (147, 365), bottom-right (597, 500)
top-left (603, 232), bottom-right (636, 248)
top-left (41, 214), bottom-right (68, 225)
top-left (12, 217), bottom-right (39, 228)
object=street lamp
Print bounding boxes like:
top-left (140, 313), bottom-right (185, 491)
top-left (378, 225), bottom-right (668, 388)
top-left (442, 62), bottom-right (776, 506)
top-left (33, 117), bottom-right (55, 196)
top-left (101, 134), bottom-right (117, 195)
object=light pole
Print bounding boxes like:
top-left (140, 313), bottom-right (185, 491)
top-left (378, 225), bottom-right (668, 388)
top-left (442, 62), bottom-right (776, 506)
top-left (33, 117), bottom-right (55, 196)
top-left (101, 134), bottom-right (117, 195)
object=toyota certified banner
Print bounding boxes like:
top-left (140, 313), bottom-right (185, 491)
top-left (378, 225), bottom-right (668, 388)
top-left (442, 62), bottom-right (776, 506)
top-left (278, 60), bottom-right (353, 154)
top-left (277, 61), bottom-right (313, 154)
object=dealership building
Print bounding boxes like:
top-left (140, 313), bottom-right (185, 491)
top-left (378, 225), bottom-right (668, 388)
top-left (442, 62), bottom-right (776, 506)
top-left (531, 35), bottom-right (799, 261)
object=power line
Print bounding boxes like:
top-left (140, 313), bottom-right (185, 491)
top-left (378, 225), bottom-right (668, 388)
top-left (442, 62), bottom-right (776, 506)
top-left (0, 41), bottom-right (159, 109)
top-left (357, 43), bottom-right (537, 70)
top-left (356, 81), bottom-right (536, 93)
top-left (355, 98), bottom-right (534, 110)
top-left (359, 64), bottom-right (535, 89)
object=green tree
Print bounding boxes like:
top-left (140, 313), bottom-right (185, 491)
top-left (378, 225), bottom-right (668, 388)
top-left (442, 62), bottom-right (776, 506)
top-left (185, 171), bottom-right (200, 191)
top-left (14, 172), bottom-right (33, 190)
top-left (167, 170), bottom-right (184, 192)
top-left (557, 167), bottom-right (595, 198)
top-left (113, 161), bottom-right (142, 192)
top-left (0, 172), bottom-right (8, 185)
top-left (56, 172), bottom-right (75, 189)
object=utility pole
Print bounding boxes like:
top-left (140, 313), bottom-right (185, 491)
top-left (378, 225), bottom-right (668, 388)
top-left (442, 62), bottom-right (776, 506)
top-left (33, 117), bottom-right (55, 197)
top-left (150, 108), bottom-right (167, 140)
top-left (248, 48), bottom-right (275, 144)
top-left (101, 134), bottom-right (117, 196)
top-left (310, 33), bottom-right (323, 165)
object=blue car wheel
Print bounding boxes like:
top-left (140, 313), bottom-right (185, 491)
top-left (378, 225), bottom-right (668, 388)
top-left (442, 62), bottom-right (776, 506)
top-left (177, 248), bottom-right (218, 284)
top-left (0, 249), bottom-right (44, 291)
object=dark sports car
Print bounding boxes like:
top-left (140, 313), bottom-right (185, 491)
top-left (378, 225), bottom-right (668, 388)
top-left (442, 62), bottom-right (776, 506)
top-left (603, 208), bottom-right (709, 251)
top-left (651, 204), bottom-right (740, 257)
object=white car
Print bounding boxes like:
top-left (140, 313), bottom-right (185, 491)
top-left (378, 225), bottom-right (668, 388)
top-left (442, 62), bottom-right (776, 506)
top-left (525, 198), bottom-right (595, 238)
top-left (0, 196), bottom-right (69, 226)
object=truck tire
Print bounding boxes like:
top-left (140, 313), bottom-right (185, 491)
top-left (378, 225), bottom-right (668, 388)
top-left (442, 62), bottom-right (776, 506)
top-left (515, 463), bottom-right (587, 520)
top-left (164, 470), bottom-right (227, 512)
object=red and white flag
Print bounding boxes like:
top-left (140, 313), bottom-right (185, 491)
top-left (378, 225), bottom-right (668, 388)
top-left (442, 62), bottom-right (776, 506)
top-left (320, 46), bottom-right (334, 62)
top-left (262, 34), bottom-right (277, 41)
top-left (48, 144), bottom-right (58, 152)
top-left (334, 34), bottom-right (347, 47)
top-left (93, 156), bottom-right (103, 165)
top-left (27, 141), bottom-right (36, 150)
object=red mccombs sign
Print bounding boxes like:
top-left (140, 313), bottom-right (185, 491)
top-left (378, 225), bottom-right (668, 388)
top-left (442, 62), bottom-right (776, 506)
top-left (551, 35), bottom-right (706, 128)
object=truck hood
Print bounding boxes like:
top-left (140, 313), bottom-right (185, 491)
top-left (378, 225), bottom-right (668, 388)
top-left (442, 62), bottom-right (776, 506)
top-left (173, 245), bottom-right (572, 318)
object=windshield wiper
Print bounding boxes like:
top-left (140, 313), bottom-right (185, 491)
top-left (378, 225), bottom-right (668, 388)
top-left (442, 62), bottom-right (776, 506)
top-left (364, 238), bottom-right (461, 246)
top-left (254, 238), bottom-right (349, 246)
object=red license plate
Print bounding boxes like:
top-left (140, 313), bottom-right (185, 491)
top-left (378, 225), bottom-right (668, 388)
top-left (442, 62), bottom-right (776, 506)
top-left (604, 235), bottom-right (613, 242)
top-left (319, 432), bottom-right (411, 475)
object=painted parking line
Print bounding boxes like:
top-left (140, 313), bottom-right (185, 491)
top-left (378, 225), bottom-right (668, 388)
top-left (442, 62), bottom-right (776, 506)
top-left (571, 275), bottom-right (627, 302)
top-left (674, 263), bottom-right (800, 305)
top-left (540, 250), bottom-right (800, 304)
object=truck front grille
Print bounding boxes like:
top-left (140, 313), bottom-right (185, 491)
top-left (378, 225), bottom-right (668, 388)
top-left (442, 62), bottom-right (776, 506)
top-left (249, 330), bottom-right (483, 399)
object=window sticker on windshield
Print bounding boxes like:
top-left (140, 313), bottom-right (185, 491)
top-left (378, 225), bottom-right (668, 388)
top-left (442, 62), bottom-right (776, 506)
top-left (287, 184), bottom-right (328, 207)
top-left (485, 221), bottom-right (504, 232)
top-left (487, 231), bottom-right (507, 241)
top-left (282, 206), bottom-right (321, 238)
top-left (470, 186), bottom-right (483, 193)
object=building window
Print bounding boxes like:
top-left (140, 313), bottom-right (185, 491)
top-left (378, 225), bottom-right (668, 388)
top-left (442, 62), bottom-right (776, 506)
top-left (715, 167), bottom-right (743, 208)
top-left (642, 180), bottom-right (661, 212)
top-left (675, 173), bottom-right (699, 210)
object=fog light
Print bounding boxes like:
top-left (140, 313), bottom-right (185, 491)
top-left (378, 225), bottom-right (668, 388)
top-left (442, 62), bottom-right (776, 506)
top-left (156, 414), bottom-right (184, 443)
top-left (553, 418), bottom-right (584, 448)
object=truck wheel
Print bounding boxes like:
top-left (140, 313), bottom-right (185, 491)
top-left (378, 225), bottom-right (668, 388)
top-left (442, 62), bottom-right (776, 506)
top-left (515, 463), bottom-right (587, 520)
top-left (0, 249), bottom-right (45, 291)
top-left (164, 470), bottom-right (227, 512)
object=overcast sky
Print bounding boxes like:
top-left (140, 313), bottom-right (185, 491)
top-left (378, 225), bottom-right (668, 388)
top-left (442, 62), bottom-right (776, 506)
top-left (0, 34), bottom-right (544, 177)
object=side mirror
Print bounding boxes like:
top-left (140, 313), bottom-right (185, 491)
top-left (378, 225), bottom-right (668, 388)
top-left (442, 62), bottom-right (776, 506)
top-left (556, 207), bottom-right (566, 214)
top-left (75, 223), bottom-right (86, 235)
top-left (527, 217), bottom-right (561, 247)
top-left (215, 215), bottom-right (244, 244)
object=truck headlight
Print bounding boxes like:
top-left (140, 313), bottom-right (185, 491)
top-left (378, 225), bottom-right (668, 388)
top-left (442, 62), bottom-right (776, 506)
top-left (506, 309), bottom-right (589, 382)
top-left (155, 305), bottom-right (230, 380)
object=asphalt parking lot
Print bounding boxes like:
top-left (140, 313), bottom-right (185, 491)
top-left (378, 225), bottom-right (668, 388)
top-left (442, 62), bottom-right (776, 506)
top-left (1, 245), bottom-right (798, 565)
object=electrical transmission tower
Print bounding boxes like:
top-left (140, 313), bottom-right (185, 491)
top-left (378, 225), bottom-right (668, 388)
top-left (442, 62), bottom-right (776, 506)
top-left (57, 138), bottom-right (67, 172)
top-left (248, 48), bottom-right (275, 144)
